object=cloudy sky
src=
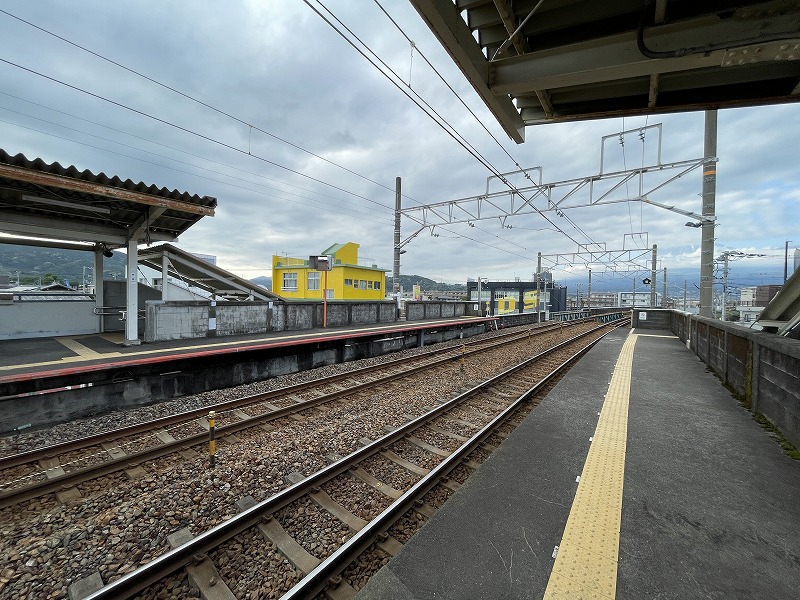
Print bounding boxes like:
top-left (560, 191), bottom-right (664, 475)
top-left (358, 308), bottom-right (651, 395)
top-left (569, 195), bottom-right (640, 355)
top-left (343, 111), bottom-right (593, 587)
top-left (1, 1), bottom-right (798, 294)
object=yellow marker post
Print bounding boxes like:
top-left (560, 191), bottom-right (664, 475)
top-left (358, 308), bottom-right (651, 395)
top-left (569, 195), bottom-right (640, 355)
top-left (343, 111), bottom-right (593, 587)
top-left (208, 410), bottom-right (216, 469)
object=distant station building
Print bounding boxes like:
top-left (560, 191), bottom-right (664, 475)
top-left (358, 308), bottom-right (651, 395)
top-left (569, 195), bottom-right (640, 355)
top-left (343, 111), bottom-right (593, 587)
top-left (616, 291), bottom-right (661, 308)
top-left (272, 242), bottom-right (387, 300)
top-left (465, 274), bottom-right (567, 318)
top-left (737, 284), bottom-right (784, 325)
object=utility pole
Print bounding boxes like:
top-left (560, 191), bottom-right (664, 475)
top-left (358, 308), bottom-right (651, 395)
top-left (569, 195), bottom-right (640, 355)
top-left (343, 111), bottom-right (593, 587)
top-left (651, 244), bottom-right (657, 308)
top-left (683, 279), bottom-right (687, 311)
top-left (588, 269), bottom-right (592, 308)
top-left (662, 267), bottom-right (667, 308)
top-left (536, 252), bottom-right (542, 321)
top-left (785, 240), bottom-right (793, 284)
top-left (700, 110), bottom-right (717, 317)
top-left (721, 252), bottom-right (730, 322)
top-left (393, 177), bottom-right (401, 299)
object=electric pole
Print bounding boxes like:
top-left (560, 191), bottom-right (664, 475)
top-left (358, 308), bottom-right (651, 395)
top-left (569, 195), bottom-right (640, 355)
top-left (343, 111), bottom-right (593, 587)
top-left (393, 177), bottom-right (401, 298)
top-left (699, 110), bottom-right (717, 317)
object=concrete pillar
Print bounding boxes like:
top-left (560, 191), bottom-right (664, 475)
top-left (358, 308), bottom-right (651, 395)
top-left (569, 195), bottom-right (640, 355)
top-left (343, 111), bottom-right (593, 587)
top-left (94, 250), bottom-right (104, 334)
top-left (125, 238), bottom-right (140, 346)
top-left (162, 254), bottom-right (169, 302)
top-left (651, 244), bottom-right (657, 308)
top-left (699, 110), bottom-right (717, 318)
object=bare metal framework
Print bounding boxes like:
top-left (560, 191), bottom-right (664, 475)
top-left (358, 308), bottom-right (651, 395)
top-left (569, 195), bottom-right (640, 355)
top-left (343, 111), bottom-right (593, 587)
top-left (400, 156), bottom-right (708, 229)
top-left (539, 247), bottom-right (652, 270)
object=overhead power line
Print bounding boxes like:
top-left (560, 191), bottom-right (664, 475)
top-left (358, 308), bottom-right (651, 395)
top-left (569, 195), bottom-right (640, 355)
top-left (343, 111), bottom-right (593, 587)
top-left (0, 118), bottom-right (393, 228)
top-left (0, 7), bottom-right (404, 200)
top-left (305, 0), bottom-right (606, 254)
top-left (0, 57), bottom-right (394, 212)
top-left (0, 100), bottom-right (388, 220)
top-left (371, 0), bottom-right (605, 253)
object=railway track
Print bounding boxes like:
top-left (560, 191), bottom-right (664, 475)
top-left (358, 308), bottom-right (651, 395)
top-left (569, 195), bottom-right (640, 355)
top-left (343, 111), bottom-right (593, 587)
top-left (0, 320), bottom-right (590, 510)
top-left (78, 317), bottom-right (626, 600)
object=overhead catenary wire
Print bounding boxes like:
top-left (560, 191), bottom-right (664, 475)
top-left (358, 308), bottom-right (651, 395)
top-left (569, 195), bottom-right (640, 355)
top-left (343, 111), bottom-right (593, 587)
top-left (0, 7), bottom-right (404, 201)
top-left (0, 91), bottom-right (389, 218)
top-left (0, 57), bottom-right (395, 213)
top-left (0, 7), bottom-right (533, 261)
top-left (0, 102), bottom-right (390, 220)
top-left (303, 0), bottom-right (590, 252)
top-left (0, 118), bottom-right (394, 228)
top-left (370, 0), bottom-right (612, 257)
top-left (5, 4), bottom-right (613, 268)
top-left (315, 0), bottom-right (644, 276)
top-left (372, 0), bottom-right (528, 173)
top-left (0, 51), bottom-right (534, 262)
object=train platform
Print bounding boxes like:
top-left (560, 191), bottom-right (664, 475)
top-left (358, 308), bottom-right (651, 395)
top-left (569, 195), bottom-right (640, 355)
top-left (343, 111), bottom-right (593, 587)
top-left (0, 316), bottom-right (494, 383)
top-left (356, 328), bottom-right (800, 599)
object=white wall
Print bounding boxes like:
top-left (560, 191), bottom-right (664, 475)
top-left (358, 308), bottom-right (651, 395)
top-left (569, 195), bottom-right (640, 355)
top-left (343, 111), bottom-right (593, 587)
top-left (0, 296), bottom-right (98, 339)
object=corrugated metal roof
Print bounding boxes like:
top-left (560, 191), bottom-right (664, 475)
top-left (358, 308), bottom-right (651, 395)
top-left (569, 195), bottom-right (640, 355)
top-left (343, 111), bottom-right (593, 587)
top-left (0, 149), bottom-right (215, 247)
top-left (0, 150), bottom-right (215, 207)
top-left (411, 0), bottom-right (800, 141)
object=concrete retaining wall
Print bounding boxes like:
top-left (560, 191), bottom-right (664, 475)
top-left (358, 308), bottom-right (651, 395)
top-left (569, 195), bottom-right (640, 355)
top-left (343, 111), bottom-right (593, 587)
top-left (144, 300), bottom-right (398, 342)
top-left (670, 311), bottom-right (800, 449)
top-left (405, 302), bottom-right (468, 321)
top-left (0, 319), bottom-right (488, 431)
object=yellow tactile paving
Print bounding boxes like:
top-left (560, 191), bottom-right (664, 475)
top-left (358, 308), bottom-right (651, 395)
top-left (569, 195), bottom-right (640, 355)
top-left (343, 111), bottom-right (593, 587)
top-left (54, 336), bottom-right (103, 358)
top-left (633, 333), bottom-right (677, 338)
top-left (543, 332), bottom-right (637, 600)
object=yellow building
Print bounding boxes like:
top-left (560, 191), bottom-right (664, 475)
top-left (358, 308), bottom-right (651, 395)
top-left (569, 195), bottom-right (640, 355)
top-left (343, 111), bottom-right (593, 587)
top-left (272, 242), bottom-right (387, 300)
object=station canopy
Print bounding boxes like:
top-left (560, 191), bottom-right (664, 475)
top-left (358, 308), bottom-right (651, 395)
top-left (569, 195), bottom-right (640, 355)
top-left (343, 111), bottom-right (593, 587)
top-left (410, 0), bottom-right (800, 142)
top-left (0, 149), bottom-right (215, 251)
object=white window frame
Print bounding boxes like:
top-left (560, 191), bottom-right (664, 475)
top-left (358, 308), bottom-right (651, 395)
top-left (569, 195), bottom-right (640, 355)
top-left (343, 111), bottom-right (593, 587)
top-left (308, 271), bottom-right (320, 291)
top-left (282, 272), bottom-right (298, 291)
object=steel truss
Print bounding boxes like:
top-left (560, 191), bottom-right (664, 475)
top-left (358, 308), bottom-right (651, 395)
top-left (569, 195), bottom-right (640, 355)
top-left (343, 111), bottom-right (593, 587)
top-left (401, 157), bottom-right (707, 228)
top-left (539, 247), bottom-right (652, 270)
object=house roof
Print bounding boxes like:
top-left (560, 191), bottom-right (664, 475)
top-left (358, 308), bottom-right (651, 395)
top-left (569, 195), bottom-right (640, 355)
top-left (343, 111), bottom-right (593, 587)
top-left (322, 243), bottom-right (348, 255)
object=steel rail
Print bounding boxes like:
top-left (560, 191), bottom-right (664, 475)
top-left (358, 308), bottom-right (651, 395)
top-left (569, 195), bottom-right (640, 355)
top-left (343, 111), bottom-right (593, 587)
top-left (283, 319), bottom-right (628, 599)
top-left (0, 320), bottom-right (579, 471)
top-left (0, 320), bottom-right (592, 508)
top-left (83, 318), bottom-right (625, 600)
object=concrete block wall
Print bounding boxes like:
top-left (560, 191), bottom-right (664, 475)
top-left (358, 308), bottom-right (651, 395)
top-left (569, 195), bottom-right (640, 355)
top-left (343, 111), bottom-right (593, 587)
top-left (217, 304), bottom-right (271, 336)
top-left (145, 301), bottom-right (209, 341)
top-left (632, 308), bottom-right (671, 329)
top-left (495, 312), bottom-right (538, 327)
top-left (405, 301), bottom-right (468, 321)
top-left (670, 311), bottom-right (800, 450)
top-left (144, 300), bottom-right (399, 341)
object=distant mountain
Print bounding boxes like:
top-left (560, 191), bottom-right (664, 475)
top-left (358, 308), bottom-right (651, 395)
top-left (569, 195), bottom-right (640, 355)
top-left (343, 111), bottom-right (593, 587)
top-left (250, 276), bottom-right (272, 290)
top-left (0, 244), bottom-right (126, 285)
top-left (387, 275), bottom-right (466, 291)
